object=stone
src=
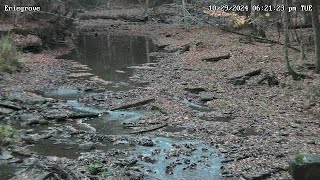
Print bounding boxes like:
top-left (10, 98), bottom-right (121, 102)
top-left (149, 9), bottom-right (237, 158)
top-left (0, 100), bottom-right (22, 110)
top-left (230, 78), bottom-right (246, 85)
top-left (0, 107), bottom-right (13, 115)
top-left (90, 76), bottom-right (112, 86)
top-left (0, 149), bottom-right (13, 160)
top-left (68, 72), bottom-right (94, 78)
top-left (243, 171), bottom-right (271, 180)
top-left (115, 159), bottom-right (138, 168)
top-left (142, 156), bottom-right (157, 164)
top-left (44, 109), bottom-right (70, 120)
top-left (184, 87), bottom-right (206, 94)
top-left (138, 138), bottom-right (155, 147)
top-left (198, 111), bottom-right (233, 122)
top-left (17, 113), bottom-right (42, 125)
top-left (39, 119), bottom-right (49, 125)
top-left (8, 92), bottom-right (48, 105)
top-left (79, 142), bottom-right (95, 151)
top-left (199, 92), bottom-right (216, 102)
top-left (125, 170), bottom-right (143, 180)
top-left (289, 153), bottom-right (320, 180)
top-left (14, 34), bottom-right (43, 53)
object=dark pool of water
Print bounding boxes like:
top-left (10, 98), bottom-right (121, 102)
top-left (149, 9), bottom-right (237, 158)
top-left (57, 34), bottom-right (156, 91)
top-left (0, 164), bottom-right (18, 180)
top-left (27, 140), bottom-right (80, 159)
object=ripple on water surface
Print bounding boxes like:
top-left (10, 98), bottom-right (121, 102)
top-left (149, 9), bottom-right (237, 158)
top-left (131, 137), bottom-right (222, 180)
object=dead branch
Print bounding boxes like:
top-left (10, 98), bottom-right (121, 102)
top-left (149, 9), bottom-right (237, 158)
top-left (212, 25), bottom-right (301, 52)
top-left (202, 53), bottom-right (231, 62)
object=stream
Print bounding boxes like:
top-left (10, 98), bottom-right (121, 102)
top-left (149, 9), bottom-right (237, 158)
top-left (1, 34), bottom-right (223, 180)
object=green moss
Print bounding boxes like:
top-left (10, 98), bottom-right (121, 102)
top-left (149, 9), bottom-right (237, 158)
top-left (88, 161), bottom-right (104, 175)
top-left (151, 106), bottom-right (167, 114)
top-left (88, 161), bottom-right (113, 177)
top-left (0, 124), bottom-right (17, 147)
top-left (295, 153), bottom-right (306, 164)
top-left (0, 35), bottom-right (21, 73)
top-left (39, 119), bottom-right (49, 125)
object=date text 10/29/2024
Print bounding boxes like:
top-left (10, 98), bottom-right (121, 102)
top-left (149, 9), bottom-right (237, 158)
top-left (208, 4), bottom-right (313, 12)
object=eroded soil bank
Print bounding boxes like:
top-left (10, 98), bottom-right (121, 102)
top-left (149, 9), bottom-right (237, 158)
top-left (1, 1), bottom-right (320, 180)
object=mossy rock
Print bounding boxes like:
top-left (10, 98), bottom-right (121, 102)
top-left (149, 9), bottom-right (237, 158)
top-left (289, 153), bottom-right (320, 180)
top-left (39, 119), bottom-right (49, 125)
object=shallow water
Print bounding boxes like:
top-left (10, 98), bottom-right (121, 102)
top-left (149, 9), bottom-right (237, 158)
top-left (87, 110), bottom-right (152, 135)
top-left (58, 34), bottom-right (156, 91)
top-left (131, 137), bottom-right (222, 180)
top-left (42, 88), bottom-right (82, 100)
top-left (27, 140), bottom-right (80, 159)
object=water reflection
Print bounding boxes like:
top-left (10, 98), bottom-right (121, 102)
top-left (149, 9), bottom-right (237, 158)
top-left (59, 34), bottom-right (155, 90)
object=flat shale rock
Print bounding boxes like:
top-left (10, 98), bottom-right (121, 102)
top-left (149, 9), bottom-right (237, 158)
top-left (197, 111), bottom-right (233, 122)
top-left (242, 171), bottom-right (271, 180)
top-left (199, 92), bottom-right (216, 102)
top-left (8, 92), bottom-right (49, 105)
top-left (0, 149), bottom-right (13, 160)
top-left (68, 72), bottom-right (94, 78)
top-left (0, 107), bottom-right (13, 115)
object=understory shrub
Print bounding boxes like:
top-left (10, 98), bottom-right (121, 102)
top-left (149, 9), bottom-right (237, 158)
top-left (0, 35), bottom-right (21, 72)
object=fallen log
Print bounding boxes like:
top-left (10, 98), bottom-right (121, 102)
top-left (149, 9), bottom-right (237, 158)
top-left (130, 124), bottom-right (168, 134)
top-left (68, 112), bottom-right (100, 119)
top-left (213, 25), bottom-right (301, 52)
top-left (202, 53), bottom-right (231, 62)
top-left (257, 74), bottom-right (279, 86)
top-left (228, 68), bottom-right (262, 80)
top-left (111, 98), bottom-right (155, 111)
top-left (289, 24), bottom-right (312, 29)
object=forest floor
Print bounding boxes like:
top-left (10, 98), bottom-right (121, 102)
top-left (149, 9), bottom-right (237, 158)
top-left (1, 1), bottom-right (320, 180)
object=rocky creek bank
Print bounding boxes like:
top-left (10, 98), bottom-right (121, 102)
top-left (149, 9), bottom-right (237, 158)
top-left (1, 1), bottom-right (320, 179)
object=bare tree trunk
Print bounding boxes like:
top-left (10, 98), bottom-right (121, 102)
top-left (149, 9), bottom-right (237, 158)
top-left (182, 0), bottom-right (186, 18)
top-left (144, 0), bottom-right (149, 15)
top-left (145, 39), bottom-right (150, 63)
top-left (251, 0), bottom-right (258, 18)
top-left (283, 0), bottom-right (301, 80)
top-left (309, 0), bottom-right (320, 73)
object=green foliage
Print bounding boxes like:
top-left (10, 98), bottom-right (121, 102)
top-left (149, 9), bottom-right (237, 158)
top-left (229, 13), bottom-right (250, 29)
top-left (0, 124), bottom-right (17, 147)
top-left (0, 35), bottom-right (21, 73)
top-left (88, 161), bottom-right (113, 177)
top-left (295, 153), bottom-right (307, 164)
top-left (88, 161), bottom-right (104, 175)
